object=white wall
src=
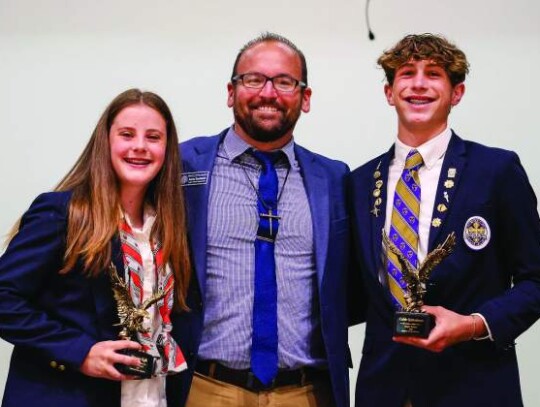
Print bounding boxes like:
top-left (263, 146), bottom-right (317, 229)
top-left (1, 0), bottom-right (539, 405)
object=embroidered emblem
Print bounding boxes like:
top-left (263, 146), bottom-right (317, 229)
top-left (181, 171), bottom-right (209, 186)
top-left (463, 216), bottom-right (491, 250)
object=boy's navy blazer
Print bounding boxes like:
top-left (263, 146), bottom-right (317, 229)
top-left (0, 191), bottom-right (186, 407)
top-left (349, 132), bottom-right (540, 407)
top-left (173, 129), bottom-right (352, 407)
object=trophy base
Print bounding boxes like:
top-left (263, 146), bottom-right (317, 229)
top-left (394, 311), bottom-right (434, 338)
top-left (114, 349), bottom-right (156, 379)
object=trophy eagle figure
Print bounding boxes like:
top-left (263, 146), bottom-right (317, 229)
top-left (108, 262), bottom-right (171, 340)
top-left (383, 231), bottom-right (456, 312)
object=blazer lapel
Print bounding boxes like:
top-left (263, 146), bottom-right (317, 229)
top-left (295, 146), bottom-right (329, 288)
top-left (182, 135), bottom-right (222, 300)
top-left (369, 147), bottom-right (393, 283)
top-left (428, 132), bottom-right (467, 249)
top-left (91, 237), bottom-right (123, 340)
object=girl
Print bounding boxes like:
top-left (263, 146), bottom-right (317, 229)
top-left (0, 89), bottom-right (191, 407)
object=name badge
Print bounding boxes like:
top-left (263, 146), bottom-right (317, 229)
top-left (181, 171), bottom-right (209, 186)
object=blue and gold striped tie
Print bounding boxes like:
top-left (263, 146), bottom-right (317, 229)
top-left (387, 149), bottom-right (423, 309)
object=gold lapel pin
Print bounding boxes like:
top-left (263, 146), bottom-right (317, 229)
top-left (371, 161), bottom-right (383, 217)
top-left (437, 203), bottom-right (448, 213)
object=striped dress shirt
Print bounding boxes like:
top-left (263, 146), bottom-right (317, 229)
top-left (197, 127), bottom-right (326, 369)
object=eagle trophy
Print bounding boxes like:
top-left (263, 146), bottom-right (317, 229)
top-left (108, 262), bottom-right (172, 340)
top-left (382, 230), bottom-right (456, 312)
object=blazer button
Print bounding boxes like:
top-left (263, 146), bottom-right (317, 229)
top-left (58, 365), bottom-right (66, 371)
top-left (50, 361), bottom-right (58, 369)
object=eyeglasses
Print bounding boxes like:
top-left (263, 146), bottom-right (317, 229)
top-left (231, 72), bottom-right (307, 93)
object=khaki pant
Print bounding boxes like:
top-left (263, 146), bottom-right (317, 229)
top-left (186, 372), bottom-right (335, 407)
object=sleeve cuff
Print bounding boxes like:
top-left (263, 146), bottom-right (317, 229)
top-left (471, 313), bottom-right (494, 341)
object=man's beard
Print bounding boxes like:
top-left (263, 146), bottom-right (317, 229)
top-left (233, 103), bottom-right (301, 143)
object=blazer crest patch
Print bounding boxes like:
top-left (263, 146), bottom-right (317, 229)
top-left (463, 216), bottom-right (491, 250)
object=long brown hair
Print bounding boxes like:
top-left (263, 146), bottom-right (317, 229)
top-left (56, 88), bottom-right (191, 310)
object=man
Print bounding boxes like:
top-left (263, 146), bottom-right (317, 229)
top-left (172, 33), bottom-right (351, 407)
top-left (349, 33), bottom-right (540, 406)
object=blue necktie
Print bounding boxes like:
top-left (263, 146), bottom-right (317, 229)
top-left (250, 150), bottom-right (280, 386)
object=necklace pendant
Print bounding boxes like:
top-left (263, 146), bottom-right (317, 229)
top-left (260, 209), bottom-right (281, 236)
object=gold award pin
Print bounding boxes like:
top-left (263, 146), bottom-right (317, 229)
top-left (437, 204), bottom-right (448, 213)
